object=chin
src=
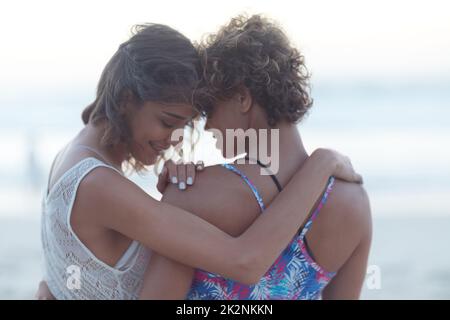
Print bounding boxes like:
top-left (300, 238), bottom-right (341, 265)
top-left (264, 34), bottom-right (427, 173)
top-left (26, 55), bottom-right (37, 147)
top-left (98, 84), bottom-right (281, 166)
top-left (131, 151), bottom-right (158, 166)
top-left (142, 154), bottom-right (158, 166)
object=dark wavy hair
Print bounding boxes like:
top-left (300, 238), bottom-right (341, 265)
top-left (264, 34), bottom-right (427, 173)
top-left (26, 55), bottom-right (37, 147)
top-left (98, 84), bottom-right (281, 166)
top-left (82, 23), bottom-right (200, 170)
top-left (196, 14), bottom-right (313, 126)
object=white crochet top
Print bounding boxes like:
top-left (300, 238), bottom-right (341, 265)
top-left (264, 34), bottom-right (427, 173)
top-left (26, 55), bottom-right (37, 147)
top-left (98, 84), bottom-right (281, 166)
top-left (41, 157), bottom-right (151, 299)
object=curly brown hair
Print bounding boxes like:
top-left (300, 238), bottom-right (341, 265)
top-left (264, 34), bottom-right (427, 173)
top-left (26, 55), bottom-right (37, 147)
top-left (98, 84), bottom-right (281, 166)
top-left (195, 14), bottom-right (313, 127)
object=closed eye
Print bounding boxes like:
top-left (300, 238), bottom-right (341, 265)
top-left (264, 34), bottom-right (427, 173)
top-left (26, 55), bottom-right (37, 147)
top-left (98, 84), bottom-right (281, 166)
top-left (160, 119), bottom-right (176, 128)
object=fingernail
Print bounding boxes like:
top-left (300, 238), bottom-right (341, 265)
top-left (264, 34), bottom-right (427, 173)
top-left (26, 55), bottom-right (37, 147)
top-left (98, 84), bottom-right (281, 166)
top-left (196, 161), bottom-right (204, 171)
top-left (178, 182), bottom-right (186, 190)
top-left (186, 177), bottom-right (193, 185)
top-left (171, 176), bottom-right (178, 184)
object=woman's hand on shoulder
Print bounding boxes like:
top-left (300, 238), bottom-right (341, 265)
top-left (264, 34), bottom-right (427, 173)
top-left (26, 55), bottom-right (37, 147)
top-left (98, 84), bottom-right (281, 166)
top-left (157, 160), bottom-right (205, 193)
top-left (311, 148), bottom-right (363, 184)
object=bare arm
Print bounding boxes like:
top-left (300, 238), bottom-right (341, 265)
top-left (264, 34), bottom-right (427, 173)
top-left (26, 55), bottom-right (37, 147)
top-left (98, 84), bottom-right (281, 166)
top-left (140, 176), bottom-right (373, 300)
top-left (84, 149), bottom-right (360, 284)
top-left (139, 255), bottom-right (194, 299)
top-left (322, 187), bottom-right (372, 299)
top-left (139, 165), bottom-right (249, 299)
top-left (140, 162), bottom-right (273, 299)
top-left (321, 234), bottom-right (371, 299)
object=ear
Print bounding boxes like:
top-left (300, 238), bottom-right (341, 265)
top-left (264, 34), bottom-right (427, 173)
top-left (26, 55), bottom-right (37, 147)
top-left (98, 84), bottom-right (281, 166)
top-left (235, 86), bottom-right (253, 114)
top-left (121, 89), bottom-right (134, 103)
top-left (120, 90), bottom-right (138, 114)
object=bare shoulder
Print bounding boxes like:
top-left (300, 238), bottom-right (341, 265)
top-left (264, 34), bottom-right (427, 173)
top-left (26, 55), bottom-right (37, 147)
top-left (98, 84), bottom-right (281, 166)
top-left (161, 165), bottom-right (262, 237)
top-left (74, 165), bottom-right (157, 224)
top-left (79, 165), bottom-right (128, 198)
top-left (73, 166), bottom-right (127, 220)
top-left (306, 179), bottom-right (372, 272)
top-left (325, 179), bottom-right (372, 236)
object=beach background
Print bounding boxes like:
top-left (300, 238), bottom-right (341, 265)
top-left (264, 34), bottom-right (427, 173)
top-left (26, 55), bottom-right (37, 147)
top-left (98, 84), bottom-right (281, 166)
top-left (1, 0), bottom-right (449, 299)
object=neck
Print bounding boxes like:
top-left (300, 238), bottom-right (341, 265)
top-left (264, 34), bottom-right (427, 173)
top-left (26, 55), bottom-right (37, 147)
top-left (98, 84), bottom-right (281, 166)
top-left (76, 122), bottom-right (128, 169)
top-left (246, 116), bottom-right (309, 179)
top-left (277, 122), bottom-right (309, 168)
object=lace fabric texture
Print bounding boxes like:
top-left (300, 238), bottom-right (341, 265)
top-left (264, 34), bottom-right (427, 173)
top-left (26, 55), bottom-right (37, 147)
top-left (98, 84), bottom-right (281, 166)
top-left (41, 157), bottom-right (151, 300)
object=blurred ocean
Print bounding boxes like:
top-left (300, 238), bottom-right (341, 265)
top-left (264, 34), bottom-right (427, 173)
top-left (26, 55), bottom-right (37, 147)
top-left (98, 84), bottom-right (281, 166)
top-left (0, 80), bottom-right (449, 299)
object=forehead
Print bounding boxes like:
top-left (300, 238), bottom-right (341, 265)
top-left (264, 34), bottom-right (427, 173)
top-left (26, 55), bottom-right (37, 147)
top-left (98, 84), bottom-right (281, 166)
top-left (144, 101), bottom-right (198, 118)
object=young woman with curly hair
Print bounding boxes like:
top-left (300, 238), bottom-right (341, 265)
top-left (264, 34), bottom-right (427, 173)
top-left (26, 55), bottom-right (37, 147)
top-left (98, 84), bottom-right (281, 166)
top-left (139, 15), bottom-right (372, 300)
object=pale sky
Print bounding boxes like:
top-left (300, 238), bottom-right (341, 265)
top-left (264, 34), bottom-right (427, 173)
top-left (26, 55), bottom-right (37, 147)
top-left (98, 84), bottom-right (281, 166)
top-left (1, 0), bottom-right (449, 93)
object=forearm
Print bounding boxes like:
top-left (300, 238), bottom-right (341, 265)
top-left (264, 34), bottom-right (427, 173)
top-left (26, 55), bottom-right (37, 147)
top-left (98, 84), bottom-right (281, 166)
top-left (233, 149), bottom-right (336, 282)
top-left (106, 150), bottom-right (336, 284)
top-left (118, 198), bottom-right (246, 281)
top-left (139, 254), bottom-right (194, 300)
top-left (138, 150), bottom-right (334, 283)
